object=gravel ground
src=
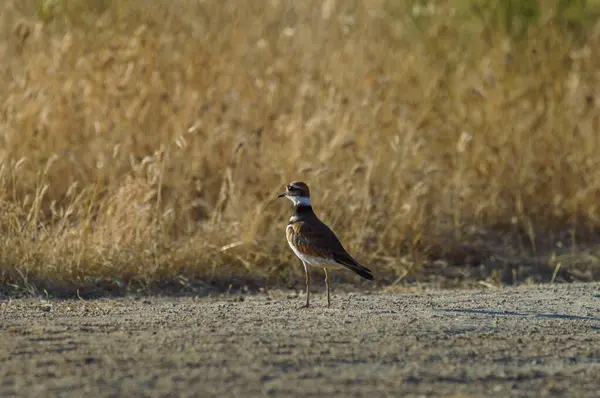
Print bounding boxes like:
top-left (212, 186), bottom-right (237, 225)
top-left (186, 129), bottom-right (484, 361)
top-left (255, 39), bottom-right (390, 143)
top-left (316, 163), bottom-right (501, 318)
top-left (1, 283), bottom-right (599, 397)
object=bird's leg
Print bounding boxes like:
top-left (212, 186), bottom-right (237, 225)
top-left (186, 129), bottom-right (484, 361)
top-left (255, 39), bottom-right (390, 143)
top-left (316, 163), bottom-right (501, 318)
top-left (306, 268), bottom-right (310, 308)
top-left (324, 268), bottom-right (330, 308)
top-left (299, 264), bottom-right (310, 309)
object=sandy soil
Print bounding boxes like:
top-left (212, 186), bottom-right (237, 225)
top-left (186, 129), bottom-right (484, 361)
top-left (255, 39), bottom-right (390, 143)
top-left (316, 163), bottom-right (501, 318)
top-left (1, 283), bottom-right (599, 398)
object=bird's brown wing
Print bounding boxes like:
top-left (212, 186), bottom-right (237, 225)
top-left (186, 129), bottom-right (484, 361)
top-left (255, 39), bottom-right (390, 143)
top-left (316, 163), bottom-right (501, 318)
top-left (287, 219), bottom-right (374, 280)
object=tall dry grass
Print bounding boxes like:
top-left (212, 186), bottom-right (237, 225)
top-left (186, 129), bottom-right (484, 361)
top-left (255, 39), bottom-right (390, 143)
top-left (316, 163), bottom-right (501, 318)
top-left (1, 0), bottom-right (600, 297)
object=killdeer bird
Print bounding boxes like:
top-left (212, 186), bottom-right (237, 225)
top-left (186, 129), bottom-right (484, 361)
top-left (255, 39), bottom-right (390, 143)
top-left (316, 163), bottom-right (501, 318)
top-left (277, 181), bottom-right (374, 308)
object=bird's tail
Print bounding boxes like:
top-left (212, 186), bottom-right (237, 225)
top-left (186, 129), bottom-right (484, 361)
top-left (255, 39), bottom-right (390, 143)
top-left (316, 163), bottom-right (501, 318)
top-left (334, 252), bottom-right (374, 280)
top-left (343, 261), bottom-right (374, 280)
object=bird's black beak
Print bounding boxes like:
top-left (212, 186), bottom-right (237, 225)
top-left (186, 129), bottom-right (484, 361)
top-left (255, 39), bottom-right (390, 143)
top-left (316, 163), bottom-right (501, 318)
top-left (277, 192), bottom-right (286, 198)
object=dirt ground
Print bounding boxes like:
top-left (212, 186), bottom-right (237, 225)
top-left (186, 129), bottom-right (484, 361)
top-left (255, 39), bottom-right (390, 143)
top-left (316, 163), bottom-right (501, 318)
top-left (0, 283), bottom-right (599, 398)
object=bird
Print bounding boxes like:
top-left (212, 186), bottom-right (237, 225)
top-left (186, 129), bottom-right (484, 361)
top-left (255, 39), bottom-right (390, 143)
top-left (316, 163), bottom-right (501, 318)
top-left (277, 181), bottom-right (374, 308)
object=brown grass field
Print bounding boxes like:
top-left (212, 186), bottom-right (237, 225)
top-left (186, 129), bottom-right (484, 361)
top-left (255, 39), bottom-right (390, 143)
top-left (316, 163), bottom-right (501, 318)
top-left (2, 0), bottom-right (600, 297)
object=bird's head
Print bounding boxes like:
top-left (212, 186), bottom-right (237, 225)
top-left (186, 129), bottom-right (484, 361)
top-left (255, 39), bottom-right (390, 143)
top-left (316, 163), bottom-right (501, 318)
top-left (277, 181), bottom-right (311, 207)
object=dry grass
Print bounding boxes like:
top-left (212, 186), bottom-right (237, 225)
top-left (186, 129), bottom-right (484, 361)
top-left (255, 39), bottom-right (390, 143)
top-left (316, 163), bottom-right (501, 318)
top-left (1, 0), bottom-right (600, 297)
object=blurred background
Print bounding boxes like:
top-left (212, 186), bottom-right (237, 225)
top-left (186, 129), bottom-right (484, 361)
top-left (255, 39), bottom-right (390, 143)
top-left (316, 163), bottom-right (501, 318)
top-left (1, 0), bottom-right (600, 297)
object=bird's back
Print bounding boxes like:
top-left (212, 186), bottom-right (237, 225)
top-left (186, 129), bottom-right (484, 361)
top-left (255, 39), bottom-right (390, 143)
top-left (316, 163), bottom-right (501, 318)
top-left (286, 208), bottom-right (373, 280)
